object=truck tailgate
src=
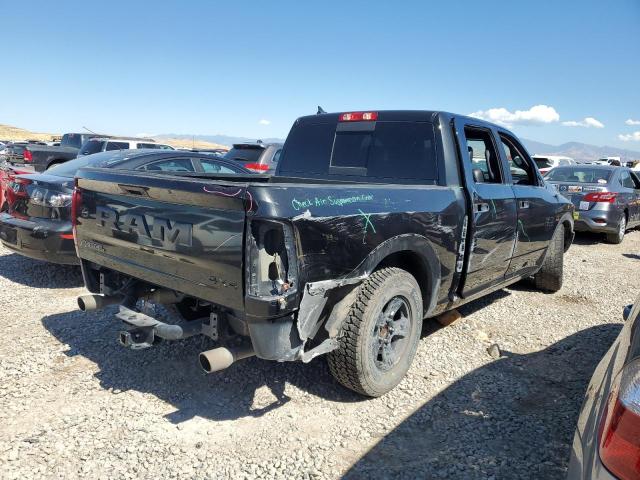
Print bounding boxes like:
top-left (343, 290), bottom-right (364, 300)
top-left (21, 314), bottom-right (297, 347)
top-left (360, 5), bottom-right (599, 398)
top-left (74, 169), bottom-right (249, 310)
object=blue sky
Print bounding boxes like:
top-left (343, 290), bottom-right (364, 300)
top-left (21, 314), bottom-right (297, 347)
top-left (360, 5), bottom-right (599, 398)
top-left (1, 0), bottom-right (639, 149)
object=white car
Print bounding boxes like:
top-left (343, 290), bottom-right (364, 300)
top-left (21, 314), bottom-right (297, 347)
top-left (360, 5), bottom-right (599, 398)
top-left (593, 157), bottom-right (622, 166)
top-left (532, 155), bottom-right (576, 175)
top-left (78, 137), bottom-right (174, 156)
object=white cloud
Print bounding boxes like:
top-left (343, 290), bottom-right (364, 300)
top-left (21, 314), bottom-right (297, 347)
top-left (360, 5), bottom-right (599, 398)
top-left (468, 104), bottom-right (559, 128)
top-left (561, 117), bottom-right (604, 128)
top-left (258, 119), bottom-right (271, 126)
top-left (618, 131), bottom-right (640, 142)
top-left (625, 119), bottom-right (640, 126)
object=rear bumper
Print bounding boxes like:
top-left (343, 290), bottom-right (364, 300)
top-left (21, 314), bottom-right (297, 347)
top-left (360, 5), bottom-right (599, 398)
top-left (573, 209), bottom-right (623, 234)
top-left (0, 213), bottom-right (77, 264)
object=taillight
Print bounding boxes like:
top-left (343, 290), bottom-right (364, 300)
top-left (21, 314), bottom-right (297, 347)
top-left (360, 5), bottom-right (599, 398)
top-left (13, 177), bottom-right (32, 198)
top-left (599, 358), bottom-right (640, 480)
top-left (23, 150), bottom-right (33, 162)
top-left (244, 163), bottom-right (270, 172)
top-left (338, 111), bottom-right (378, 122)
top-left (246, 220), bottom-right (298, 300)
top-left (71, 186), bottom-right (82, 229)
top-left (583, 192), bottom-right (618, 203)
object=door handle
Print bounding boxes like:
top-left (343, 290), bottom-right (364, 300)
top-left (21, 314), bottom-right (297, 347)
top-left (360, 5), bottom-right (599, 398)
top-left (519, 200), bottom-right (530, 209)
top-left (474, 202), bottom-right (490, 213)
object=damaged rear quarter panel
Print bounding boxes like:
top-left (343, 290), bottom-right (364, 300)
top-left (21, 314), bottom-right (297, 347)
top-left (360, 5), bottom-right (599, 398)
top-left (249, 182), bottom-right (466, 317)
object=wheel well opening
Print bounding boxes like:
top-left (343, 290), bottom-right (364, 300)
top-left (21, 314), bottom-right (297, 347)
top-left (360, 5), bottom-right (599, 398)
top-left (376, 251), bottom-right (431, 315)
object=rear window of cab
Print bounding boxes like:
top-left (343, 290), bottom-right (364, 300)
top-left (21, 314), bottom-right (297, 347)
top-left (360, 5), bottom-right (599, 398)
top-left (279, 121), bottom-right (438, 183)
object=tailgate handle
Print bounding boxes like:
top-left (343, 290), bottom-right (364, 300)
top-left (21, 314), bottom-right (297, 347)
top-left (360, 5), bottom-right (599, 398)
top-left (118, 184), bottom-right (149, 196)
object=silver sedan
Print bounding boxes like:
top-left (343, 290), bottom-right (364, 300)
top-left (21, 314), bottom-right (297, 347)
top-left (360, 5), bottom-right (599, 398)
top-left (567, 294), bottom-right (640, 479)
top-left (545, 166), bottom-right (640, 244)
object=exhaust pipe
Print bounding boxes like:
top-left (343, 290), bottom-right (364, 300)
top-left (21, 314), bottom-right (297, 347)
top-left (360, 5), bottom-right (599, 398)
top-left (142, 289), bottom-right (182, 305)
top-left (78, 294), bottom-right (123, 312)
top-left (199, 344), bottom-right (255, 373)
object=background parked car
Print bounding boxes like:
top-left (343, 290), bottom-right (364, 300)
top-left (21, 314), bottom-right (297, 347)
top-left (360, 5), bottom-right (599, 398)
top-left (223, 141), bottom-right (283, 173)
top-left (78, 137), bottom-right (175, 156)
top-left (567, 294), bottom-right (640, 480)
top-left (0, 149), bottom-right (249, 264)
top-left (0, 163), bottom-right (33, 212)
top-left (532, 155), bottom-right (576, 175)
top-left (594, 156), bottom-right (622, 166)
top-left (5, 133), bottom-right (108, 172)
top-left (545, 165), bottom-right (640, 243)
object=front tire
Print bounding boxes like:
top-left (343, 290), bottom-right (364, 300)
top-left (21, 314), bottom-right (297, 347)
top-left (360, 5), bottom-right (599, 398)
top-left (606, 215), bottom-right (626, 244)
top-left (327, 267), bottom-right (423, 397)
top-left (533, 223), bottom-right (564, 293)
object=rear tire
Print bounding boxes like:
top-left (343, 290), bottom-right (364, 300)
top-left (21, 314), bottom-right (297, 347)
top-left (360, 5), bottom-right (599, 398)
top-left (533, 224), bottom-right (564, 293)
top-left (327, 267), bottom-right (423, 397)
top-left (606, 215), bottom-right (626, 244)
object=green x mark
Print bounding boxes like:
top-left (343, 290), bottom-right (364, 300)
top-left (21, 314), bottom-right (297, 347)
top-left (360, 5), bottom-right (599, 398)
top-left (358, 209), bottom-right (376, 234)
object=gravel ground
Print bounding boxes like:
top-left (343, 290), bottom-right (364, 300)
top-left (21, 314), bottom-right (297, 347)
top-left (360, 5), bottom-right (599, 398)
top-left (0, 231), bottom-right (638, 479)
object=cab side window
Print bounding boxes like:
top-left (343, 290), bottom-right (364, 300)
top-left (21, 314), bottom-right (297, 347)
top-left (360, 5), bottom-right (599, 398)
top-left (464, 127), bottom-right (503, 184)
top-left (499, 134), bottom-right (537, 186)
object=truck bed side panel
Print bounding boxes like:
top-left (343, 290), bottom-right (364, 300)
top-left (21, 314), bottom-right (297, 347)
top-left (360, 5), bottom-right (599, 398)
top-left (251, 183), bottom-right (465, 307)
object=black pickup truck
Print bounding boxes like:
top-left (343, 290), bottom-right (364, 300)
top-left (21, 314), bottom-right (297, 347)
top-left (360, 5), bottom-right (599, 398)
top-left (7, 133), bottom-right (105, 172)
top-left (72, 110), bottom-right (574, 396)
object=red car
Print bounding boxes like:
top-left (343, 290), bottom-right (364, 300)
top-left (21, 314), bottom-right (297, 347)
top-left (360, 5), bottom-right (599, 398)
top-left (0, 164), bottom-right (32, 211)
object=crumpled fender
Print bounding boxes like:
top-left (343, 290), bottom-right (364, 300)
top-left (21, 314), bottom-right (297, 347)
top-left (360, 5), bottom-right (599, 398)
top-left (295, 234), bottom-right (442, 361)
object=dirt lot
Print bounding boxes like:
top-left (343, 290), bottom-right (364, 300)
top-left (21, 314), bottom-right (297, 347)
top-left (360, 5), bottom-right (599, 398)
top-left (0, 231), bottom-right (638, 479)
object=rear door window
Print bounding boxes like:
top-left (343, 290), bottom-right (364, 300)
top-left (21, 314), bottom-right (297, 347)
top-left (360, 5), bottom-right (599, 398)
top-left (200, 159), bottom-right (237, 174)
top-left (464, 128), bottom-right (503, 184)
top-left (136, 143), bottom-right (158, 149)
top-left (139, 158), bottom-right (194, 172)
top-left (499, 134), bottom-right (538, 186)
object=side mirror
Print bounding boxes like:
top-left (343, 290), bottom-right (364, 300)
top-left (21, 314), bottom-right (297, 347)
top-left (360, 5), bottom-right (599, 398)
top-left (472, 169), bottom-right (485, 183)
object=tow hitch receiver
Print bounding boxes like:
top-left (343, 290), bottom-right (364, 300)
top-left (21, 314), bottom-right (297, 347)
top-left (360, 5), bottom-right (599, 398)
top-left (120, 327), bottom-right (155, 349)
top-left (116, 306), bottom-right (202, 349)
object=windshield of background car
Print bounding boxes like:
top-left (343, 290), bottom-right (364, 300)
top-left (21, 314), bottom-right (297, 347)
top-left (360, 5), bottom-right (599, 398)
top-left (545, 167), bottom-right (612, 184)
top-left (46, 151), bottom-right (129, 178)
top-left (61, 134), bottom-right (83, 149)
top-left (224, 146), bottom-right (264, 163)
top-left (534, 158), bottom-right (552, 168)
top-left (79, 140), bottom-right (105, 155)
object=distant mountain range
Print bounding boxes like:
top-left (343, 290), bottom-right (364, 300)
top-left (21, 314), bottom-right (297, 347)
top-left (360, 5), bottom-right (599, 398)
top-left (154, 133), bottom-right (285, 147)
top-left (521, 138), bottom-right (640, 162)
top-left (155, 133), bottom-right (640, 162)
